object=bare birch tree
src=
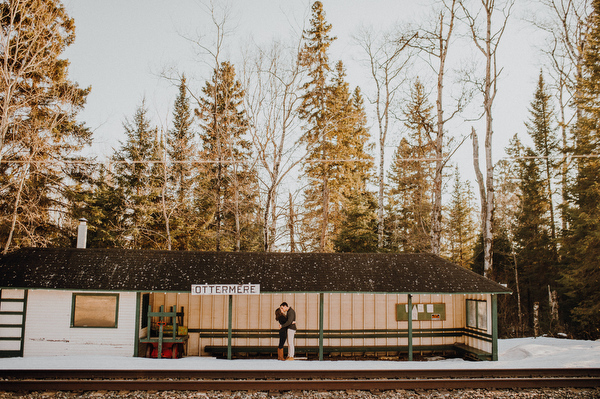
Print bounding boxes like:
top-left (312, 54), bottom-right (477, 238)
top-left (415, 0), bottom-right (470, 255)
top-left (354, 26), bottom-right (416, 249)
top-left (242, 39), bottom-right (306, 251)
top-left (460, 0), bottom-right (513, 277)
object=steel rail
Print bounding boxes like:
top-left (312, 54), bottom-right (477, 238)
top-left (0, 377), bottom-right (599, 391)
top-left (1, 368), bottom-right (599, 380)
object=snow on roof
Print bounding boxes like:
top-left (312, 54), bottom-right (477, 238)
top-left (0, 248), bottom-right (511, 294)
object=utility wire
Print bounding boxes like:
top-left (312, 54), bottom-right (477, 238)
top-left (0, 154), bottom-right (599, 164)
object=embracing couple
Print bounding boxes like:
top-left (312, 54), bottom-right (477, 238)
top-left (274, 302), bottom-right (296, 361)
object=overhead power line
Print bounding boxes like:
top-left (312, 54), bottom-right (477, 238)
top-left (1, 154), bottom-right (599, 165)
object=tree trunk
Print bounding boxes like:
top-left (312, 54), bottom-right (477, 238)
top-left (431, 56), bottom-right (445, 255)
top-left (320, 174), bottom-right (329, 252)
top-left (3, 162), bottom-right (29, 254)
top-left (558, 78), bottom-right (569, 234)
top-left (378, 139), bottom-right (385, 249)
top-left (288, 192), bottom-right (296, 253)
top-left (161, 159), bottom-right (172, 250)
top-left (533, 302), bottom-right (540, 337)
top-left (232, 165), bottom-right (241, 252)
top-left (483, 4), bottom-right (495, 278)
top-left (548, 285), bottom-right (559, 333)
top-left (471, 127), bottom-right (487, 240)
top-left (431, 1), bottom-right (457, 256)
top-left (511, 246), bottom-right (523, 336)
top-left (263, 186), bottom-right (274, 252)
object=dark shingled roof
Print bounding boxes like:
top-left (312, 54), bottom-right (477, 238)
top-left (0, 248), bottom-right (511, 294)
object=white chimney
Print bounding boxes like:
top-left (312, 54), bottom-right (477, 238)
top-left (77, 218), bottom-right (87, 249)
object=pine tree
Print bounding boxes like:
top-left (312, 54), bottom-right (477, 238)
top-left (195, 61), bottom-right (260, 251)
top-left (334, 191), bottom-right (378, 253)
top-left (301, 60), bottom-right (374, 252)
top-left (0, 0), bottom-right (91, 252)
top-left (298, 1), bottom-right (336, 252)
top-left (168, 75), bottom-right (196, 203)
top-left (525, 72), bottom-right (559, 243)
top-left (167, 75), bottom-right (198, 250)
top-left (562, 0), bottom-right (600, 339)
top-left (331, 80), bottom-right (376, 252)
top-left (385, 79), bottom-right (435, 253)
top-left (446, 167), bottom-right (477, 268)
top-left (513, 144), bottom-right (557, 335)
top-left (111, 101), bottom-right (163, 249)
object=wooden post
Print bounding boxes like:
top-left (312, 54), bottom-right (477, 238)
top-left (319, 293), bottom-right (324, 361)
top-left (227, 295), bottom-right (233, 360)
top-left (157, 305), bottom-right (164, 359)
top-left (134, 292), bottom-right (141, 357)
top-left (408, 294), bottom-right (413, 361)
top-left (492, 294), bottom-right (498, 361)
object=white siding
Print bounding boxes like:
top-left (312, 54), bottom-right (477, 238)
top-left (24, 290), bottom-right (137, 357)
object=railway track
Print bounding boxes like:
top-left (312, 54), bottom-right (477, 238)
top-left (1, 368), bottom-right (599, 392)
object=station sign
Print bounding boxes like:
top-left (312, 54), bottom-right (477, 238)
top-left (191, 284), bottom-right (260, 295)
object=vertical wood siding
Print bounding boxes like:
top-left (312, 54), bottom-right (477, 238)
top-left (150, 292), bottom-right (478, 356)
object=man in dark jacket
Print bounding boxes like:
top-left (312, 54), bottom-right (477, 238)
top-left (279, 302), bottom-right (296, 360)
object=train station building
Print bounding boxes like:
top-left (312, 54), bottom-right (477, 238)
top-left (0, 243), bottom-right (510, 361)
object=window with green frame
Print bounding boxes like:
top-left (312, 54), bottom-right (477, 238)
top-left (71, 293), bottom-right (119, 328)
top-left (466, 299), bottom-right (487, 330)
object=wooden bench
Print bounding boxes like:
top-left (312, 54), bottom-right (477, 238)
top-left (453, 343), bottom-right (492, 361)
top-left (203, 344), bottom-right (488, 360)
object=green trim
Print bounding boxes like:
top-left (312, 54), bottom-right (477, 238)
top-left (492, 294), bottom-right (498, 361)
top-left (227, 294), bottom-right (233, 360)
top-left (463, 330), bottom-right (493, 343)
top-left (187, 327), bottom-right (481, 340)
top-left (319, 293), bottom-right (324, 361)
top-left (397, 303), bottom-right (446, 321)
top-left (134, 292), bottom-right (141, 357)
top-left (70, 293), bottom-right (119, 328)
top-left (466, 298), bottom-right (487, 330)
top-left (408, 294), bottom-right (413, 361)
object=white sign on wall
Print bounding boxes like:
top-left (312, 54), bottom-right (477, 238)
top-left (191, 284), bottom-right (260, 295)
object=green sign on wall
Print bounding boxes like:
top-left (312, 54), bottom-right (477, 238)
top-left (396, 303), bottom-right (446, 321)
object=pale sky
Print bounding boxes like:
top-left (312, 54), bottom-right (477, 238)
top-left (62, 0), bottom-right (546, 186)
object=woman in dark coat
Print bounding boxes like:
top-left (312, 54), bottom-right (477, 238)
top-left (275, 307), bottom-right (287, 360)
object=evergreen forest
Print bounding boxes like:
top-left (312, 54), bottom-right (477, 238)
top-left (1, 0), bottom-right (599, 340)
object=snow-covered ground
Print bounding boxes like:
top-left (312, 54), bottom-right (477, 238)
top-left (0, 337), bottom-right (598, 370)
